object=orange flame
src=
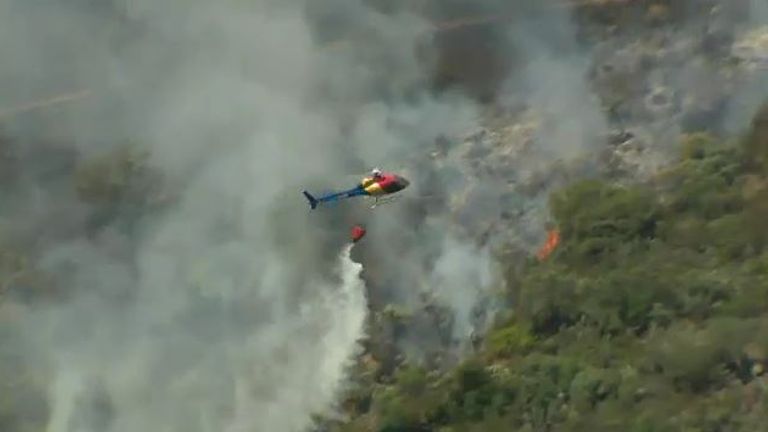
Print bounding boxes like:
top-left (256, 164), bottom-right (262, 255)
top-left (536, 229), bottom-right (560, 261)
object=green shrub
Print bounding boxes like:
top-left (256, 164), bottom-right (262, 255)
top-left (74, 146), bottom-right (149, 204)
top-left (742, 101), bottom-right (768, 172)
top-left (646, 324), bottom-right (732, 393)
top-left (659, 146), bottom-right (743, 220)
top-left (484, 322), bottom-right (535, 359)
top-left (680, 132), bottom-right (720, 160)
top-left (552, 180), bottom-right (658, 242)
top-left (569, 367), bottom-right (620, 411)
top-left (394, 365), bottom-right (429, 397)
top-left (517, 267), bottom-right (586, 335)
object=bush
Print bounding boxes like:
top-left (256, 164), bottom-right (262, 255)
top-left (394, 365), bottom-right (429, 397)
top-left (74, 146), bottom-right (149, 204)
top-left (659, 147), bottom-right (743, 220)
top-left (569, 367), bottom-right (620, 411)
top-left (742, 181), bottom-right (768, 251)
top-left (742, 101), bottom-right (768, 172)
top-left (593, 267), bottom-right (680, 333)
top-left (550, 180), bottom-right (658, 264)
top-left (436, 360), bottom-right (519, 424)
top-left (484, 321), bottom-right (535, 359)
top-left (680, 132), bottom-right (719, 160)
top-left (552, 181), bottom-right (658, 241)
top-left (646, 324), bottom-right (732, 393)
top-left (518, 269), bottom-right (583, 336)
top-left (375, 386), bottom-right (431, 431)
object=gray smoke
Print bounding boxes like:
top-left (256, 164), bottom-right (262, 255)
top-left (0, 0), bottom-right (484, 431)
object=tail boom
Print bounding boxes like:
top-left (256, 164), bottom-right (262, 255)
top-left (303, 186), bottom-right (367, 209)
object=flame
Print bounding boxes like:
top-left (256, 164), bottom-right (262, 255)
top-left (536, 229), bottom-right (560, 261)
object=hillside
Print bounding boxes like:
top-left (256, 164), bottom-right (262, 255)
top-left (326, 104), bottom-right (768, 431)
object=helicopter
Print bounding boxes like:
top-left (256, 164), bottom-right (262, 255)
top-left (302, 168), bottom-right (410, 210)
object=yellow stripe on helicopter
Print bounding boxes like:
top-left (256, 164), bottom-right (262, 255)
top-left (362, 177), bottom-right (386, 195)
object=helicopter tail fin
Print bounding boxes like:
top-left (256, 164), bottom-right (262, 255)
top-left (302, 190), bottom-right (319, 209)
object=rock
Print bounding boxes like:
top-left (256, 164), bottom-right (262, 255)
top-left (732, 26), bottom-right (768, 70)
top-left (607, 129), bottom-right (635, 146)
top-left (646, 4), bottom-right (671, 24)
top-left (744, 342), bottom-right (767, 362)
top-left (645, 85), bottom-right (678, 117)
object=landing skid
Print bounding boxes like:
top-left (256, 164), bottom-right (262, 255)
top-left (369, 196), bottom-right (401, 209)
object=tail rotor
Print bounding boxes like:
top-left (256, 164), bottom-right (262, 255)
top-left (302, 191), bottom-right (319, 209)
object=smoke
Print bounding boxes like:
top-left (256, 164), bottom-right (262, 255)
top-left (0, 0), bottom-right (485, 431)
top-left (498, 1), bottom-right (607, 182)
top-left (37, 243), bottom-right (367, 432)
top-left (429, 236), bottom-right (495, 344)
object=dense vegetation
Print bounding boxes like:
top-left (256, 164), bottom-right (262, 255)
top-left (327, 103), bottom-right (768, 431)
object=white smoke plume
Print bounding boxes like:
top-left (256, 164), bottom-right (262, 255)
top-left (429, 236), bottom-right (495, 343)
top-left (41, 243), bottom-right (367, 432)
